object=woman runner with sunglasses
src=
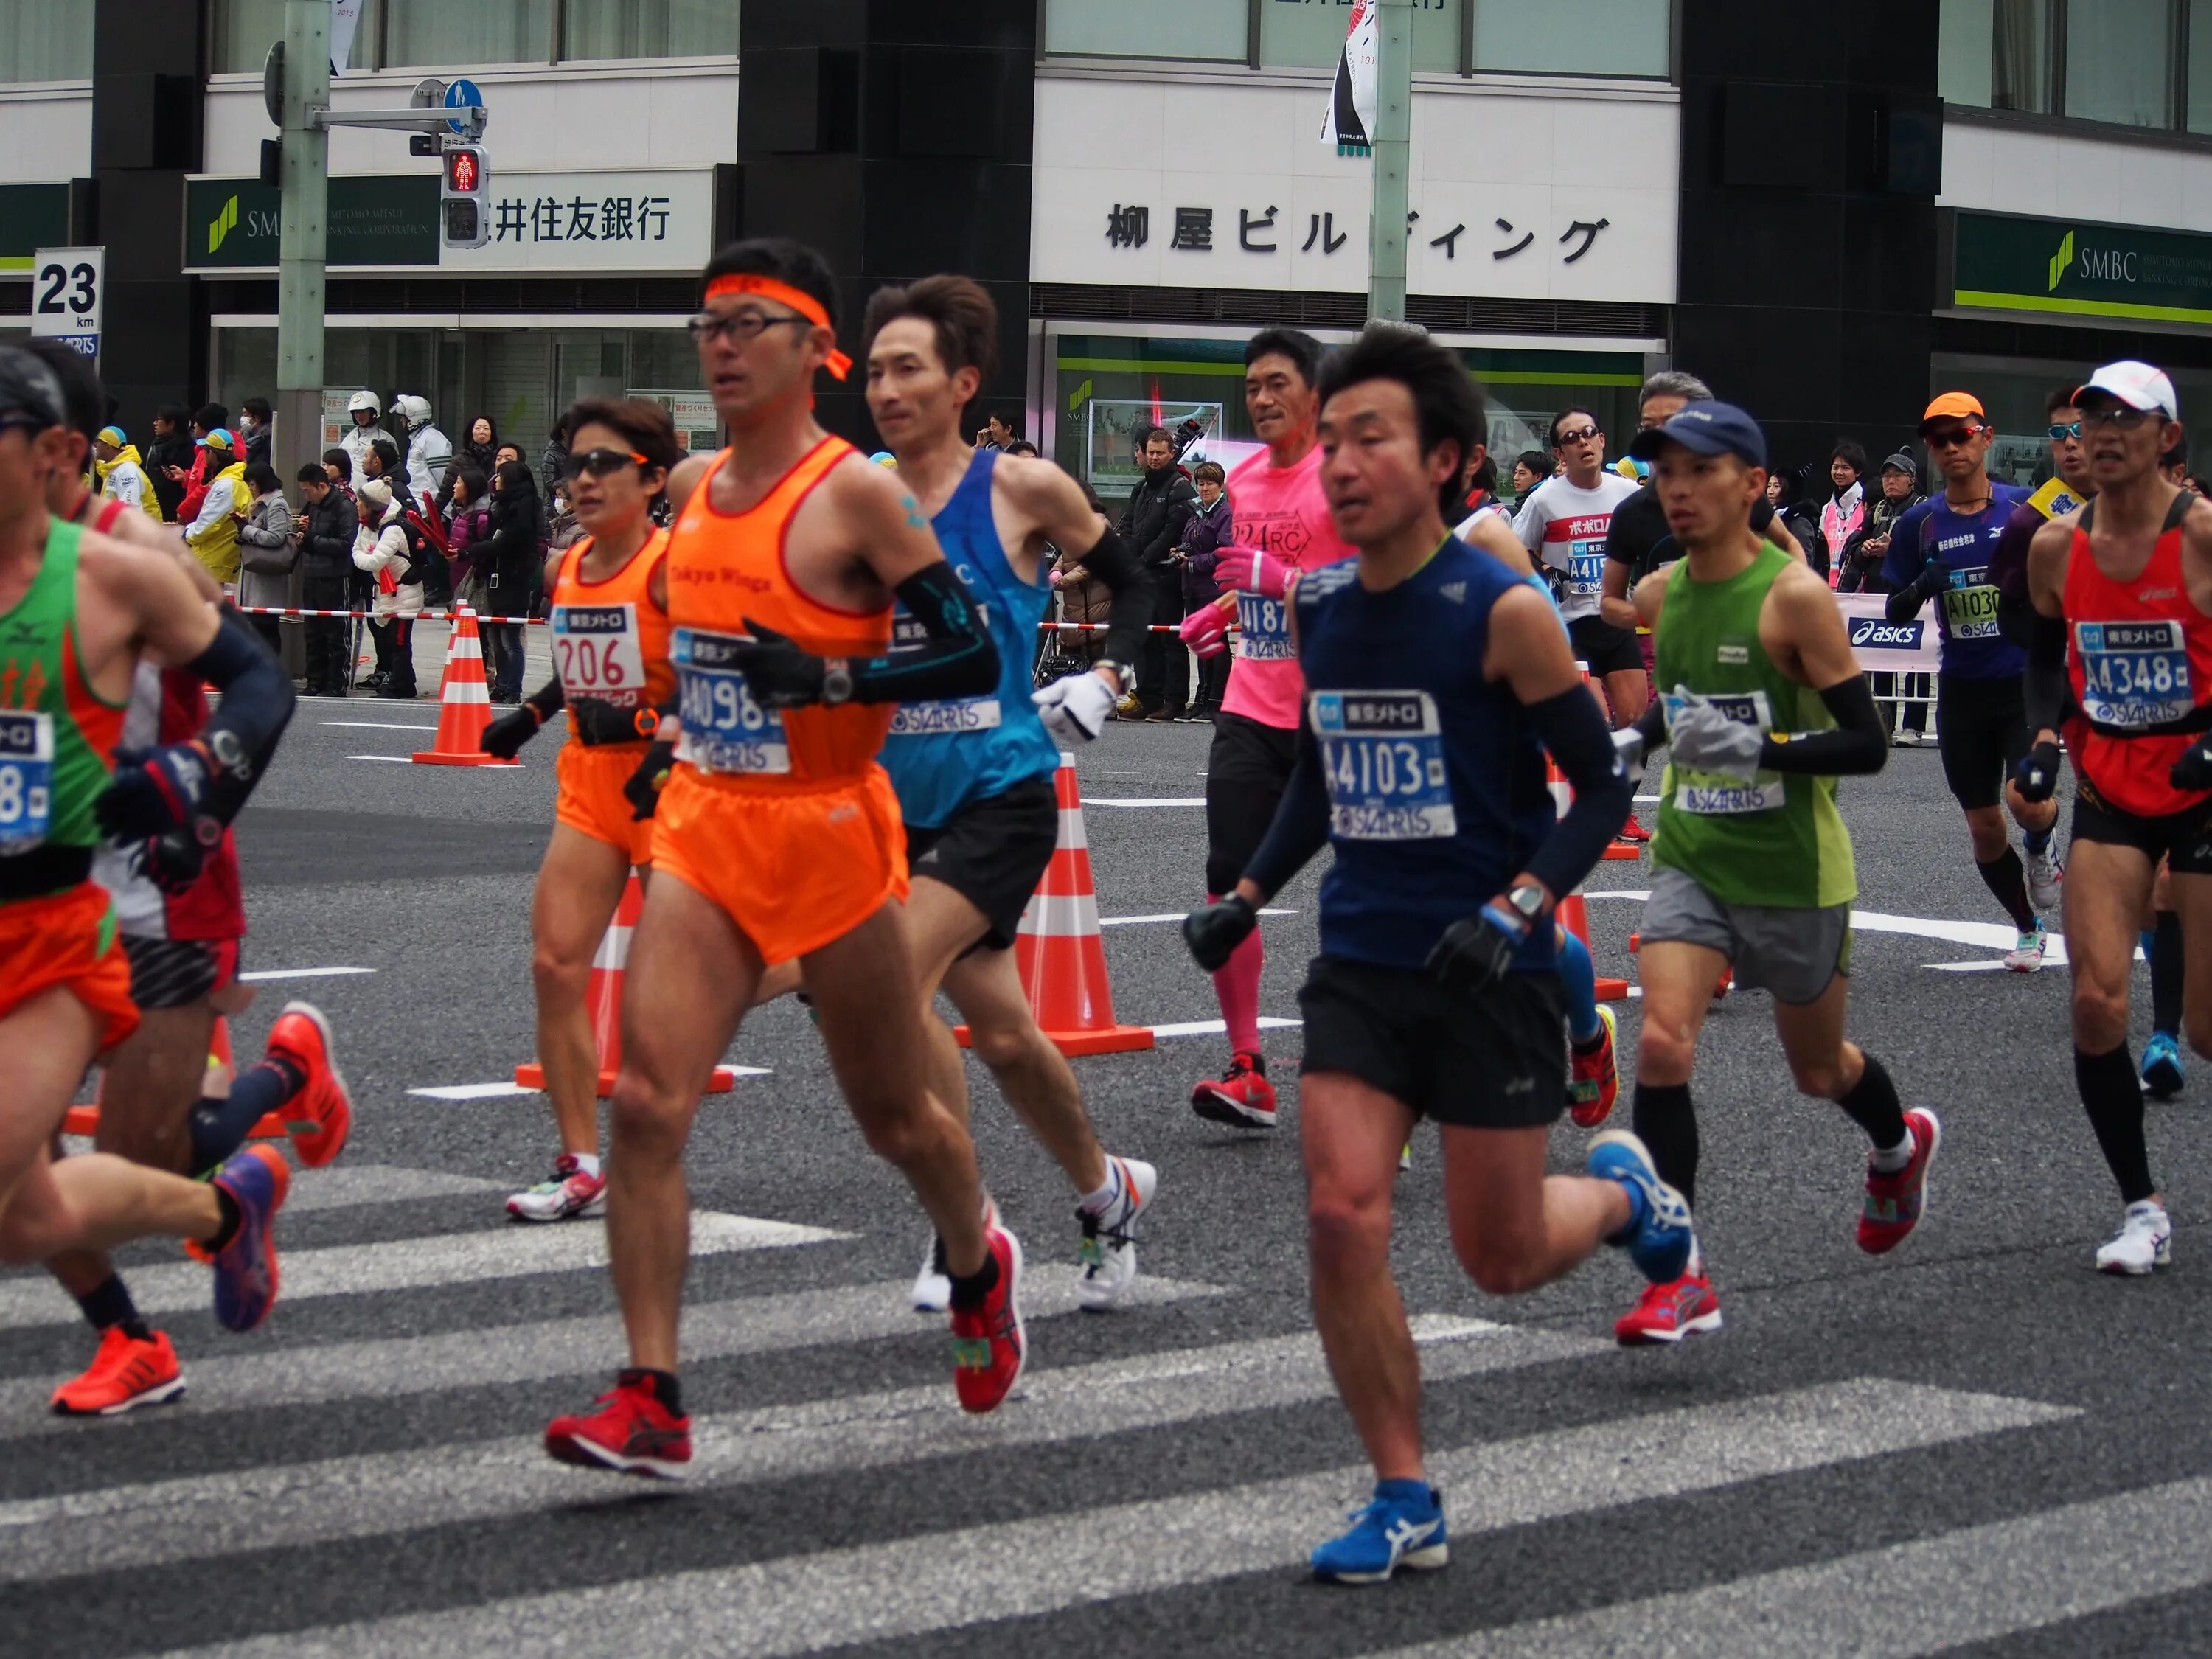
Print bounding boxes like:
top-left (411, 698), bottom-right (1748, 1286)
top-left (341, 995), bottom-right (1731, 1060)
top-left (479, 399), bottom-right (684, 1222)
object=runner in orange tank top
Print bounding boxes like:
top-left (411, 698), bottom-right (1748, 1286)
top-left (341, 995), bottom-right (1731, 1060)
top-left (2023, 358), bottom-right (2212, 1275)
top-left (481, 398), bottom-right (684, 1226)
top-left (542, 240), bottom-right (1028, 1484)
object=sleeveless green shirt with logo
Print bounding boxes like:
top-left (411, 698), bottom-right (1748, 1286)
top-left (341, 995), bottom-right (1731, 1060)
top-left (1651, 540), bottom-right (1856, 909)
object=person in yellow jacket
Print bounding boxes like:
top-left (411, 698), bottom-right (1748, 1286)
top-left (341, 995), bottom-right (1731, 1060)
top-left (93, 425), bottom-right (162, 521)
top-left (182, 426), bottom-right (248, 587)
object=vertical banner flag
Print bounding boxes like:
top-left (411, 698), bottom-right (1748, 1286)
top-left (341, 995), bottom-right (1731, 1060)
top-left (330, 0), bottom-right (364, 72)
top-left (1321, 0), bottom-right (1379, 156)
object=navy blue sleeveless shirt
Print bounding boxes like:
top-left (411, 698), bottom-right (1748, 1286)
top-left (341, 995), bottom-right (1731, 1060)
top-left (1295, 537), bottom-right (1558, 972)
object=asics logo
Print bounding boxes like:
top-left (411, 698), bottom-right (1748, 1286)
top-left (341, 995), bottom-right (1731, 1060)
top-left (1385, 1517), bottom-right (1439, 1555)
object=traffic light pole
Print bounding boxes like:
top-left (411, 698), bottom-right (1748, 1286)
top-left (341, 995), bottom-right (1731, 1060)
top-left (1366, 0), bottom-right (1413, 324)
top-left (274, 0), bottom-right (330, 490)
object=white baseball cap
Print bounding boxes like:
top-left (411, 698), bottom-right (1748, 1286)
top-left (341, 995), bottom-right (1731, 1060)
top-left (2076, 360), bottom-right (2178, 418)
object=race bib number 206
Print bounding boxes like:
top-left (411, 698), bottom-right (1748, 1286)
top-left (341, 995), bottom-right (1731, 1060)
top-left (1311, 689), bottom-right (1455, 840)
top-left (552, 602), bottom-right (647, 706)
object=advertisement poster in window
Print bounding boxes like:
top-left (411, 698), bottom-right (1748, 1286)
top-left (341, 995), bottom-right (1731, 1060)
top-left (1085, 400), bottom-right (1224, 496)
top-left (630, 389), bottom-right (720, 455)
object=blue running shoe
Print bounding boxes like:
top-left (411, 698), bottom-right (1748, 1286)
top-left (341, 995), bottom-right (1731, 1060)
top-left (2143, 1032), bottom-right (2186, 1100)
top-left (1587, 1129), bottom-right (1694, 1284)
top-left (209, 1145), bottom-right (288, 1333)
top-left (1311, 1481), bottom-right (1448, 1585)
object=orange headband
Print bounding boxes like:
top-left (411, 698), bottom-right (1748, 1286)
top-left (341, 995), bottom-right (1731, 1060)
top-left (703, 274), bottom-right (850, 380)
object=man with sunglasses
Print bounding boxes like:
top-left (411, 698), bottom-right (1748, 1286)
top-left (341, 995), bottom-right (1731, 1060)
top-left (2018, 361), bottom-right (2212, 1274)
top-left (1880, 392), bottom-right (2051, 970)
top-left (1517, 407), bottom-right (1645, 734)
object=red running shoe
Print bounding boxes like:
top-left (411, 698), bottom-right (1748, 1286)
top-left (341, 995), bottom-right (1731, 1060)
top-left (1858, 1107), bottom-right (1941, 1256)
top-left (1567, 1006), bottom-right (1619, 1129)
top-left (1615, 814), bottom-right (1652, 844)
top-left (1615, 1271), bottom-right (1722, 1346)
top-left (546, 1372), bottom-right (692, 1479)
top-left (51, 1327), bottom-right (185, 1416)
top-left (1191, 1051), bottom-right (1277, 1129)
top-left (268, 1001), bottom-right (352, 1169)
top-left (950, 1223), bottom-right (1026, 1414)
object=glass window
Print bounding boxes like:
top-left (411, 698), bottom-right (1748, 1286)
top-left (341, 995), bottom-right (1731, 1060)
top-left (1470, 0), bottom-right (1666, 76)
top-left (563, 0), bottom-right (737, 60)
top-left (0, 8), bottom-right (91, 80)
top-left (380, 0), bottom-right (552, 69)
top-left (2065, 0), bottom-right (2171, 127)
top-left (1043, 0), bottom-right (1248, 61)
top-left (1938, 0), bottom-right (1994, 107)
top-left (1990, 0), bottom-right (2052, 111)
top-left (1261, 0), bottom-right (1460, 74)
top-left (212, 0), bottom-right (288, 74)
top-left (2190, 0), bottom-right (2212, 132)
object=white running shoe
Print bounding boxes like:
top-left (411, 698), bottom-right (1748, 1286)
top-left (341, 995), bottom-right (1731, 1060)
top-left (2003, 928), bottom-right (2046, 973)
top-left (505, 1155), bottom-right (605, 1222)
top-left (1077, 1156), bottom-right (1158, 1312)
top-left (2023, 844), bottom-right (2064, 915)
top-left (2096, 1201), bottom-right (2172, 1276)
top-left (1893, 728), bottom-right (1921, 748)
top-left (911, 1234), bottom-right (952, 1314)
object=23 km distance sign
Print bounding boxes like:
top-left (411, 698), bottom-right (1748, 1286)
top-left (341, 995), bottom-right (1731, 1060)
top-left (29, 246), bottom-right (103, 363)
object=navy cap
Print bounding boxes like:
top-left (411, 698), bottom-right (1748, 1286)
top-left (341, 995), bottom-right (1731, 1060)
top-left (0, 344), bottom-right (66, 432)
top-left (1627, 399), bottom-right (1767, 470)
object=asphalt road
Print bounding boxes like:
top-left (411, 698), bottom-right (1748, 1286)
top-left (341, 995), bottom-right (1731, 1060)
top-left (7, 706), bottom-right (2212, 1658)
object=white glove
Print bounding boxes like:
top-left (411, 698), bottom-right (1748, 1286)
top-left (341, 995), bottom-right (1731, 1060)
top-left (1032, 669), bottom-right (1119, 743)
top-left (1611, 726), bottom-right (1646, 788)
top-left (1669, 696), bottom-right (1766, 782)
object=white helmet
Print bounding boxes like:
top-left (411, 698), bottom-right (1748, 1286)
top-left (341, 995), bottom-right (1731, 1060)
top-left (395, 394), bottom-right (432, 430)
top-left (347, 389), bottom-right (380, 420)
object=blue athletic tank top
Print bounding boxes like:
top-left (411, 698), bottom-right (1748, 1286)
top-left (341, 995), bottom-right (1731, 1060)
top-left (1295, 537), bottom-right (1558, 973)
top-left (880, 449), bottom-right (1061, 829)
top-left (1879, 484), bottom-right (2029, 680)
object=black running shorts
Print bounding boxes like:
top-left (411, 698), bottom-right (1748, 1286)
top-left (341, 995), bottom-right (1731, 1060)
top-left (1298, 955), bottom-right (1567, 1130)
top-left (1936, 672), bottom-right (2030, 811)
top-left (122, 936), bottom-right (237, 1012)
top-left (1205, 710), bottom-right (1302, 897)
top-left (2073, 777), bottom-right (2212, 876)
top-left (904, 775), bottom-right (1060, 953)
top-left (1568, 614), bottom-right (1645, 680)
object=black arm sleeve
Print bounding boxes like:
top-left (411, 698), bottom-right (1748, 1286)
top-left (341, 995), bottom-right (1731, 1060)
top-left (524, 676), bottom-right (566, 723)
top-left (1755, 674), bottom-right (1887, 776)
top-left (1884, 566), bottom-right (1939, 623)
top-left (2024, 608), bottom-right (2070, 735)
top-left (185, 605), bottom-right (299, 823)
top-left (1523, 684), bottom-right (1635, 901)
top-left (1066, 523), bottom-right (1154, 667)
top-left (846, 560), bottom-right (1000, 703)
top-left (1242, 720), bottom-right (1332, 900)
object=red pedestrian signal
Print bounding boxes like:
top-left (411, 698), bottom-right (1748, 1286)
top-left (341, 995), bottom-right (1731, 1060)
top-left (448, 150), bottom-right (476, 193)
top-left (439, 140), bottom-right (490, 250)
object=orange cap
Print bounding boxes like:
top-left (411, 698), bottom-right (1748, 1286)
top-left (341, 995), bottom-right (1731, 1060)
top-left (1919, 392), bottom-right (1986, 431)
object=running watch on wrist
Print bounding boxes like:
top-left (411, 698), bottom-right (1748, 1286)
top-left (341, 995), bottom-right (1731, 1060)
top-left (821, 657), bottom-right (854, 706)
top-left (1502, 881), bottom-right (1548, 928)
top-left (1094, 658), bottom-right (1129, 692)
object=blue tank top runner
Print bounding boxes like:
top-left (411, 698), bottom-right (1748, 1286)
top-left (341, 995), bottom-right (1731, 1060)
top-left (1879, 484), bottom-right (2029, 680)
top-left (880, 449), bottom-right (1062, 830)
top-left (1295, 536), bottom-right (1559, 973)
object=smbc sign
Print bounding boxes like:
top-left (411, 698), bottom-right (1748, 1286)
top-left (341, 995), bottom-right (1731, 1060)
top-left (1952, 209), bottom-right (2212, 328)
top-left (183, 175), bottom-right (439, 271)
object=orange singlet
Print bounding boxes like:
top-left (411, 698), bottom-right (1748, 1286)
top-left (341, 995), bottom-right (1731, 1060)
top-left (549, 528), bottom-right (675, 867)
top-left (653, 437), bottom-right (908, 964)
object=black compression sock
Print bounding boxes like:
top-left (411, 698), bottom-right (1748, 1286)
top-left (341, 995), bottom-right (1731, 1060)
top-left (2152, 911), bottom-right (2184, 1037)
top-left (1835, 1052), bottom-right (1910, 1152)
top-left (947, 1247), bottom-right (1002, 1310)
top-left (187, 1058), bottom-right (305, 1175)
top-left (204, 1186), bottom-right (242, 1255)
top-left (2076, 1045), bottom-right (2156, 1204)
top-left (618, 1367), bottom-right (684, 1417)
top-left (1976, 847), bottom-right (2038, 931)
top-left (1632, 1081), bottom-right (1698, 1210)
top-left (74, 1273), bottom-right (150, 1343)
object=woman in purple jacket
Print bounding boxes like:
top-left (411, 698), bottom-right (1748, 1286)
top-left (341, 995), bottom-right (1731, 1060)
top-left (1180, 459), bottom-right (1232, 720)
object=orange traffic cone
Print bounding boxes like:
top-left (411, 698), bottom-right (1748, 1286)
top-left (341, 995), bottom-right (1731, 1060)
top-left (1545, 731), bottom-right (1630, 1003)
top-left (66, 1018), bottom-right (286, 1138)
top-left (957, 752), bottom-right (1152, 1057)
top-left (413, 608), bottom-right (514, 767)
top-left (516, 873), bottom-right (740, 1095)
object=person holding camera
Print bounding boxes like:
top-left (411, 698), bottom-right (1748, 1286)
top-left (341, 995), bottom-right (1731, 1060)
top-left (1116, 424), bottom-right (1195, 720)
top-left (1180, 459), bottom-right (1232, 720)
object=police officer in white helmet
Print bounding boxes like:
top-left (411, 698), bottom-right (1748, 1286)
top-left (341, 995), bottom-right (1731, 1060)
top-left (396, 394), bottom-right (453, 503)
top-left (340, 389), bottom-right (383, 480)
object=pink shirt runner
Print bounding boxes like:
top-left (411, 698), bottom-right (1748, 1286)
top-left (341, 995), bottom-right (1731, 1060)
top-left (1219, 441), bottom-right (1355, 730)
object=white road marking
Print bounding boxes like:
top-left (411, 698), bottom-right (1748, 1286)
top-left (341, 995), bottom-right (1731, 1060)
top-left (1081, 796), bottom-right (1206, 807)
top-left (236, 966), bottom-right (376, 983)
top-left (319, 721), bottom-right (439, 731)
top-left (411, 1068), bottom-right (771, 1102)
top-left (1099, 908), bottom-right (1294, 926)
top-left (1149, 1017), bottom-right (1304, 1039)
top-left (344, 754), bottom-right (416, 763)
top-left (151, 1380), bottom-right (2073, 1659)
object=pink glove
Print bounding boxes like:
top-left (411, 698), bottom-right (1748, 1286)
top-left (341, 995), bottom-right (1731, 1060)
top-left (1178, 602), bottom-right (1233, 658)
top-left (1212, 545), bottom-right (1288, 599)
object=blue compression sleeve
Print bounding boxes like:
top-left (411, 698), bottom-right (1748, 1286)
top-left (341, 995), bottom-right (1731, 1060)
top-left (1557, 927), bottom-right (1603, 1044)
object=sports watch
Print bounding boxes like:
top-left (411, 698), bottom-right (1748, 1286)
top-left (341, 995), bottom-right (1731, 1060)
top-left (821, 657), bottom-right (854, 706)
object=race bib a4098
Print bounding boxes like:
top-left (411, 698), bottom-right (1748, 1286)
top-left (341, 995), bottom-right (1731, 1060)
top-left (0, 709), bottom-right (54, 853)
top-left (672, 627), bottom-right (790, 775)
top-left (1310, 689), bottom-right (1455, 840)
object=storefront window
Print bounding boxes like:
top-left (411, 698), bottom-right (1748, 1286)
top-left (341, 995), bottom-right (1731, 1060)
top-left (1043, 0), bottom-right (1248, 62)
top-left (563, 0), bottom-right (738, 61)
top-left (0, 8), bottom-right (92, 80)
top-left (1261, 0), bottom-right (1460, 74)
top-left (1933, 355), bottom-right (2212, 487)
top-left (380, 0), bottom-right (552, 69)
top-left (2065, 0), bottom-right (2171, 127)
top-left (2190, 0), bottom-right (2212, 133)
top-left (1470, 0), bottom-right (1668, 77)
top-left (1938, 0), bottom-right (1994, 108)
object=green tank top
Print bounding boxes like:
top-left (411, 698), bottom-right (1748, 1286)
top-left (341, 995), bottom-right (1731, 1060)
top-left (1651, 540), bottom-right (1855, 908)
top-left (0, 517), bottom-right (125, 863)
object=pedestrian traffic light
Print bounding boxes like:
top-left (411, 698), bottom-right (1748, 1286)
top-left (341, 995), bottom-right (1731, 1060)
top-left (441, 139), bottom-right (490, 251)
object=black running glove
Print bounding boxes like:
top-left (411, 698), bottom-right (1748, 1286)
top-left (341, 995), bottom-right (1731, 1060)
top-left (131, 827), bottom-right (206, 898)
top-left (1183, 894), bottom-right (1259, 973)
top-left (2171, 735), bottom-right (2212, 793)
top-left (624, 737), bottom-right (677, 821)
top-left (481, 704), bottom-right (543, 762)
top-left (2015, 739), bottom-right (2064, 803)
top-left (727, 619), bottom-right (830, 709)
top-left (1427, 896), bottom-right (1543, 999)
